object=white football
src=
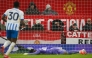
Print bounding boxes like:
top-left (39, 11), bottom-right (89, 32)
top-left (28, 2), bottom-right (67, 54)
top-left (23, 53), bottom-right (28, 55)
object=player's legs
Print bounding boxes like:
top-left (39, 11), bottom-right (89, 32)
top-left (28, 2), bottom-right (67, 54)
top-left (0, 30), bottom-right (11, 55)
top-left (67, 50), bottom-right (79, 54)
top-left (57, 49), bottom-right (68, 54)
top-left (58, 49), bottom-right (80, 54)
top-left (2, 40), bottom-right (11, 48)
top-left (4, 39), bottom-right (17, 58)
top-left (3, 30), bottom-right (11, 48)
top-left (1, 40), bottom-right (11, 55)
top-left (4, 30), bottom-right (18, 56)
top-left (67, 49), bottom-right (87, 55)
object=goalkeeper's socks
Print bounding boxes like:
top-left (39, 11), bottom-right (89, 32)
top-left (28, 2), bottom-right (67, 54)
top-left (5, 42), bottom-right (15, 55)
top-left (3, 40), bottom-right (11, 48)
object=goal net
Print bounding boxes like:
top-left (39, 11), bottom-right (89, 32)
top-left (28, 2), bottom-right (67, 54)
top-left (0, 0), bottom-right (92, 55)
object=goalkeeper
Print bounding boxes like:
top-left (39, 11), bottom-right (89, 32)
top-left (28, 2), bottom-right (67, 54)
top-left (23, 47), bottom-right (87, 55)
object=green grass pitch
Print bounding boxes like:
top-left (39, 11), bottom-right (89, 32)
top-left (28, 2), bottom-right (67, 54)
top-left (0, 54), bottom-right (92, 58)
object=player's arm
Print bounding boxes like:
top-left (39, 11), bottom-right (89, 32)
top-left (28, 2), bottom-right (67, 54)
top-left (20, 20), bottom-right (25, 26)
top-left (20, 11), bottom-right (25, 26)
top-left (24, 50), bottom-right (40, 55)
top-left (28, 50), bottom-right (40, 55)
top-left (2, 14), bottom-right (7, 22)
top-left (2, 9), bottom-right (9, 22)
